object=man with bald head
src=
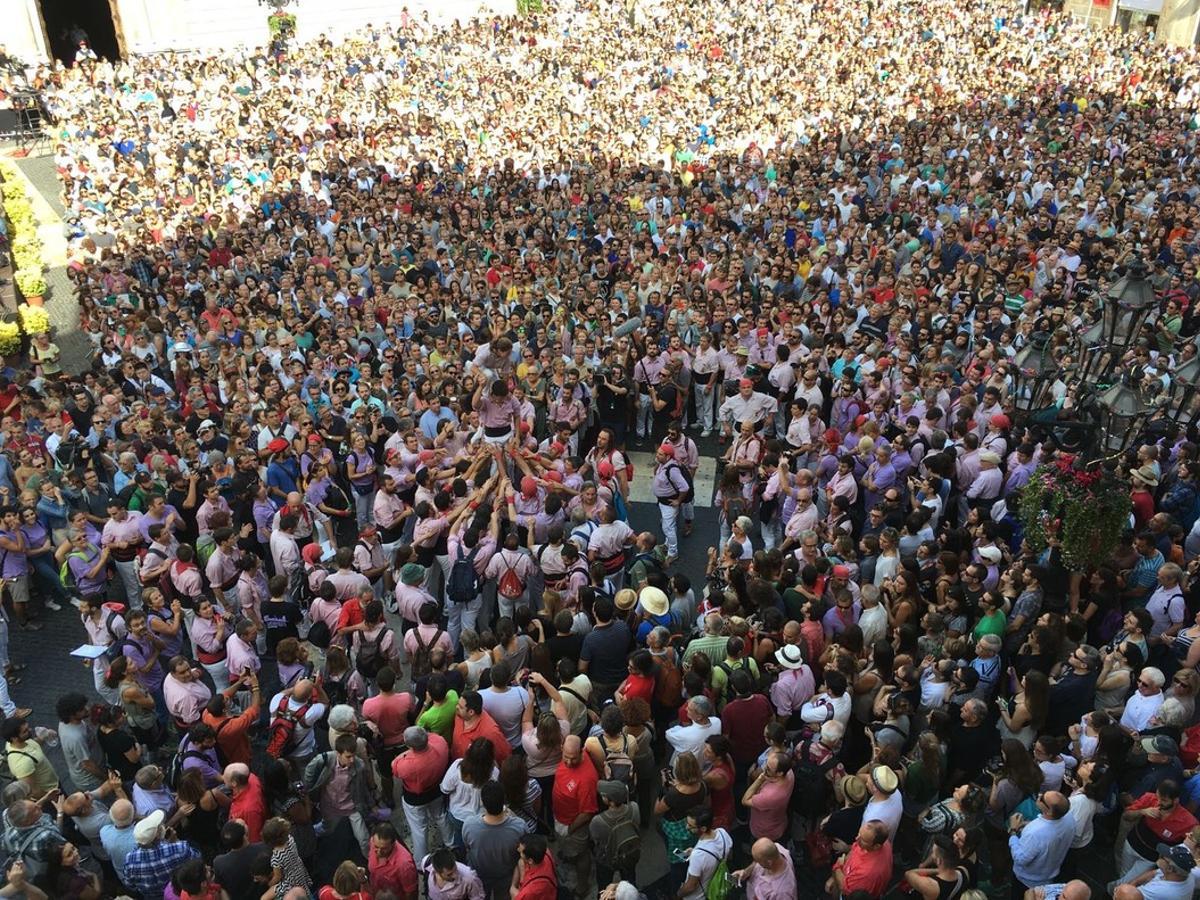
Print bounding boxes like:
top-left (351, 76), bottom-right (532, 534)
top-left (1027, 881), bottom-right (1092, 900)
top-left (268, 677), bottom-right (328, 766)
top-left (552, 734), bottom-right (599, 899)
top-left (830, 821), bottom-right (893, 897)
top-left (628, 531), bottom-right (667, 593)
top-left (62, 770), bottom-right (126, 862)
top-left (224, 762), bottom-right (267, 843)
top-left (1010, 790), bottom-right (1075, 898)
top-left (734, 836), bottom-right (797, 899)
top-left (100, 797), bottom-right (138, 882)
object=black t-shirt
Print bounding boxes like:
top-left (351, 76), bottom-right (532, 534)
top-left (213, 842), bottom-right (267, 900)
top-left (261, 599), bottom-right (302, 652)
top-left (547, 631), bottom-right (584, 667)
top-left (822, 803), bottom-right (866, 846)
top-left (98, 727), bottom-right (140, 781)
top-left (580, 621), bottom-right (632, 684)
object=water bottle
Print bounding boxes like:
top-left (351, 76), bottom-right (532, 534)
top-left (34, 727), bottom-right (58, 748)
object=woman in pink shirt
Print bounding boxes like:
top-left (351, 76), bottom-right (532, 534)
top-left (188, 598), bottom-right (232, 693)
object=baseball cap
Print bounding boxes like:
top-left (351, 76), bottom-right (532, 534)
top-left (1142, 735), bottom-right (1179, 756)
top-left (133, 809), bottom-right (165, 845)
top-left (1158, 843), bottom-right (1195, 874)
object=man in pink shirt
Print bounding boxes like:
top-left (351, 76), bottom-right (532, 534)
top-left (395, 563), bottom-right (437, 625)
top-left (226, 619), bottom-right (261, 682)
top-left (363, 666), bottom-right (417, 804)
top-left (743, 752), bottom-right (795, 842)
top-left (484, 531), bottom-right (537, 619)
top-left (163, 657), bottom-right (213, 728)
top-left (102, 500), bottom-right (146, 609)
top-left (374, 475), bottom-right (410, 559)
top-left (445, 505), bottom-right (499, 650)
top-left (392, 725), bottom-right (452, 866)
top-left (735, 839), bottom-right (798, 900)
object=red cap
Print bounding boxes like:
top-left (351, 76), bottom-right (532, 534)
top-left (738, 378), bottom-right (753, 388)
top-left (306, 434), bottom-right (322, 445)
top-left (267, 437), bottom-right (289, 453)
top-left (520, 476), bottom-right (537, 497)
top-left (551, 441), bottom-right (566, 454)
top-left (301, 543), bottom-right (323, 564)
top-left (544, 470), bottom-right (563, 483)
top-left (854, 414), bottom-right (868, 428)
top-left (658, 444), bottom-right (676, 459)
top-left (832, 564), bottom-right (851, 579)
top-left (990, 414), bottom-right (1011, 430)
top-left (419, 449), bottom-right (436, 463)
top-left (597, 460), bottom-right (615, 478)
top-left (824, 428), bottom-right (842, 446)
top-left (756, 326), bottom-right (769, 337)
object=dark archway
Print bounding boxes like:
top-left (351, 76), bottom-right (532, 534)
top-left (37, 0), bottom-right (121, 64)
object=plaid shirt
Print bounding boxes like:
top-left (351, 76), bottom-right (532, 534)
top-left (0, 814), bottom-right (63, 878)
top-left (124, 839), bottom-right (200, 900)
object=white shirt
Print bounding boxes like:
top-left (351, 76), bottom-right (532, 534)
top-left (1120, 689), bottom-right (1165, 733)
top-left (800, 692), bottom-right (851, 728)
top-left (681, 829), bottom-right (733, 900)
top-left (858, 604), bottom-right (889, 647)
top-left (1068, 792), bottom-right (1099, 849)
top-left (665, 717), bottom-right (722, 763)
top-left (863, 789), bottom-right (903, 839)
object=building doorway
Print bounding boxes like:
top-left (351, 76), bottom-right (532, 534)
top-left (36, 0), bottom-right (122, 63)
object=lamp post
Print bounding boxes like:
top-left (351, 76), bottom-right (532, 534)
top-left (1015, 259), bottom-right (1157, 460)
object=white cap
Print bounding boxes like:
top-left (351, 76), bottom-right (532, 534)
top-left (133, 809), bottom-right (165, 845)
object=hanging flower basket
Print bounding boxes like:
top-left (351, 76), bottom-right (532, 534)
top-left (1017, 456), bottom-right (1132, 571)
top-left (268, 11), bottom-right (297, 36)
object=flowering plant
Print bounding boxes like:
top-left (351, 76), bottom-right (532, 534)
top-left (0, 321), bottom-right (21, 357)
top-left (14, 269), bottom-right (46, 300)
top-left (1018, 456), bottom-right (1131, 570)
top-left (17, 304), bottom-right (49, 335)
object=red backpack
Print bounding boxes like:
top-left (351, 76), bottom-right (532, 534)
top-left (608, 450), bottom-right (635, 484)
top-left (266, 696), bottom-right (313, 759)
top-left (497, 555), bottom-right (525, 600)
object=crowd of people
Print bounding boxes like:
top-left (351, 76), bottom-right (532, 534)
top-left (1, 0), bottom-right (1200, 897)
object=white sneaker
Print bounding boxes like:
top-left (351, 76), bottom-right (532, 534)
top-left (701, 429), bottom-right (711, 438)
top-left (44, 601), bottom-right (63, 612)
top-left (70, 598), bottom-right (83, 610)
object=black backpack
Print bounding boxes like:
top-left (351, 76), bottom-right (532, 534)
top-left (447, 545), bottom-right (481, 604)
top-left (355, 629), bottom-right (388, 679)
top-left (791, 738), bottom-right (838, 819)
top-left (607, 808), bottom-right (641, 875)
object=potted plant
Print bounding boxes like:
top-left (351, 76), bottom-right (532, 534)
top-left (0, 321), bottom-right (20, 361)
top-left (17, 303), bottom-right (49, 334)
top-left (14, 270), bottom-right (47, 307)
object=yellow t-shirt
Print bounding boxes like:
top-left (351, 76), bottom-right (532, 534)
top-left (6, 740), bottom-right (58, 795)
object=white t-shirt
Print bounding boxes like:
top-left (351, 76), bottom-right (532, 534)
top-left (863, 788), bottom-right (904, 839)
top-left (682, 829), bottom-right (734, 900)
top-left (268, 692), bottom-right (326, 759)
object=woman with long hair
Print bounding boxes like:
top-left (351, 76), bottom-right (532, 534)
top-left (986, 739), bottom-right (1044, 832)
top-left (104, 654), bottom-right (161, 749)
top-left (441, 737), bottom-right (498, 849)
top-left (520, 673), bottom-right (569, 826)
top-left (654, 750), bottom-right (708, 877)
top-left (500, 753), bottom-right (543, 834)
top-left (998, 670), bottom-right (1049, 749)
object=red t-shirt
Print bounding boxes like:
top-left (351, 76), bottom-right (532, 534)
top-left (362, 691), bottom-right (415, 748)
top-left (229, 775), bottom-right (268, 843)
top-left (721, 694), bottom-right (773, 765)
top-left (369, 840), bottom-right (418, 897)
top-left (515, 857), bottom-right (558, 900)
top-left (451, 712), bottom-right (512, 764)
top-left (317, 889), bottom-right (370, 900)
top-left (552, 759), bottom-right (599, 827)
top-left (838, 841), bottom-right (894, 896)
top-left (619, 672), bottom-right (655, 704)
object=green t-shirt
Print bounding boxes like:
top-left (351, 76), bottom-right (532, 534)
top-left (973, 610), bottom-right (1007, 642)
top-left (416, 691), bottom-right (459, 742)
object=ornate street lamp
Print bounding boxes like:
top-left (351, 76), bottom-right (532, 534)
top-left (1011, 332), bottom-right (1057, 415)
top-left (1095, 259), bottom-right (1156, 377)
top-left (1095, 379), bottom-right (1152, 454)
